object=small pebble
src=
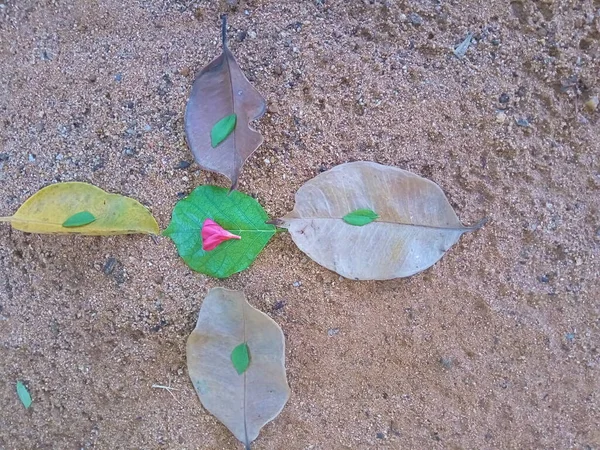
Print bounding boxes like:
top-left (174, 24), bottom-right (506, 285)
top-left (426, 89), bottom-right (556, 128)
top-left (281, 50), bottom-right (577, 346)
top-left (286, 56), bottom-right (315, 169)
top-left (236, 31), bottom-right (247, 42)
top-left (247, 30), bottom-right (257, 39)
top-left (408, 12), bottom-right (423, 26)
top-left (103, 257), bottom-right (117, 275)
top-left (267, 104), bottom-right (279, 114)
top-left (123, 147), bottom-right (136, 157)
top-left (179, 67), bottom-right (190, 77)
top-left (327, 328), bottom-right (339, 337)
top-left (515, 118), bottom-right (530, 127)
top-left (495, 112), bottom-right (506, 124)
top-left (584, 96), bottom-right (598, 113)
top-left (55, 153), bottom-right (64, 161)
top-left (499, 93), bottom-right (510, 104)
top-left (538, 274), bottom-right (550, 283)
top-left (176, 160), bottom-right (191, 169)
top-left (440, 357), bottom-right (453, 369)
top-left (292, 281), bottom-right (301, 287)
top-left (264, 158), bottom-right (271, 165)
top-left (88, 74), bottom-right (97, 83)
top-left (143, 124), bottom-right (152, 132)
top-left (273, 65), bottom-right (283, 76)
top-left (115, 73), bottom-right (123, 82)
top-left (0, 153), bottom-right (9, 161)
top-left (376, 432), bottom-right (385, 439)
top-left (28, 153), bottom-right (36, 162)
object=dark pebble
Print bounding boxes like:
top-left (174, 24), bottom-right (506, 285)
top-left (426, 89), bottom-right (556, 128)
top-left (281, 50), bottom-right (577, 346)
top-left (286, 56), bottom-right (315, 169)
top-left (176, 192), bottom-right (186, 199)
top-left (88, 74), bottom-right (97, 83)
top-left (538, 274), bottom-right (550, 283)
top-left (408, 12), bottom-right (423, 26)
top-left (151, 318), bottom-right (168, 333)
top-left (273, 300), bottom-right (286, 310)
top-left (0, 153), bottom-right (9, 162)
top-left (440, 357), bottom-right (453, 369)
top-left (176, 160), bottom-right (191, 169)
top-left (126, 101), bottom-right (134, 109)
top-left (376, 432), bottom-right (385, 439)
top-left (499, 93), bottom-right (510, 104)
top-left (103, 257), bottom-right (117, 275)
top-left (123, 147), bottom-right (136, 157)
top-left (236, 31), bottom-right (247, 42)
top-left (115, 73), bottom-right (123, 82)
top-left (516, 118), bottom-right (530, 127)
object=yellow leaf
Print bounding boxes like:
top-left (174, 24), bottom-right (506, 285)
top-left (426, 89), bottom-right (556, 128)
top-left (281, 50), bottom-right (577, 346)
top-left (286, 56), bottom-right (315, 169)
top-left (0, 182), bottom-right (159, 235)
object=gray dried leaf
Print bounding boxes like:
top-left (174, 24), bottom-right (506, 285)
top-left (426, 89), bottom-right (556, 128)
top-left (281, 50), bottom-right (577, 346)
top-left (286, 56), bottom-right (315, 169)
top-left (187, 288), bottom-right (290, 449)
top-left (276, 161), bottom-right (485, 280)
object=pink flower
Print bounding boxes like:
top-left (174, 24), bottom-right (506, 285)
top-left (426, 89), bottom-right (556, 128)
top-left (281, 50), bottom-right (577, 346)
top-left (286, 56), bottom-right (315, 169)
top-left (201, 218), bottom-right (241, 251)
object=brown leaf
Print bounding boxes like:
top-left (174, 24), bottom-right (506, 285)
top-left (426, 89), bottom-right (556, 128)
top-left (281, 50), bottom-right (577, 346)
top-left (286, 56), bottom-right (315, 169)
top-left (185, 16), bottom-right (266, 190)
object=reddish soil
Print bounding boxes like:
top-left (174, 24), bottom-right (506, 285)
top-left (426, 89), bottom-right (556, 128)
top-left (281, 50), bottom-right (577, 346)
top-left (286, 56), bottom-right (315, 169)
top-left (1, 0), bottom-right (599, 449)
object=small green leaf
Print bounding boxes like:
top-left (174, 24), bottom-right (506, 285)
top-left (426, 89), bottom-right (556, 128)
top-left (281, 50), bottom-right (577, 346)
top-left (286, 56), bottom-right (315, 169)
top-left (343, 208), bottom-right (379, 226)
top-left (62, 211), bottom-right (96, 228)
top-left (231, 342), bottom-right (250, 375)
top-left (16, 381), bottom-right (32, 409)
top-left (211, 114), bottom-right (237, 148)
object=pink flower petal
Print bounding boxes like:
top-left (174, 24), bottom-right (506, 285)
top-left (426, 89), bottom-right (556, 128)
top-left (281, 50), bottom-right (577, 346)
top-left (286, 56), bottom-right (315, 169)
top-left (201, 218), bottom-right (241, 251)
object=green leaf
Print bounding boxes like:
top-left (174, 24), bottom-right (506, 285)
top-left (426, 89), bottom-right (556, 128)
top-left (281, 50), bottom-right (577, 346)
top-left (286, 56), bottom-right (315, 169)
top-left (62, 210), bottom-right (96, 228)
top-left (342, 208), bottom-right (379, 226)
top-left (211, 114), bottom-right (237, 148)
top-left (163, 185), bottom-right (275, 278)
top-left (16, 381), bottom-right (32, 409)
top-left (231, 342), bottom-right (250, 375)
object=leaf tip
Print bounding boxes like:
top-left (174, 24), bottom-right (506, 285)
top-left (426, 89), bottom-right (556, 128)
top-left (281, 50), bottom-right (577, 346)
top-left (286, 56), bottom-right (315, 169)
top-left (469, 217), bottom-right (489, 231)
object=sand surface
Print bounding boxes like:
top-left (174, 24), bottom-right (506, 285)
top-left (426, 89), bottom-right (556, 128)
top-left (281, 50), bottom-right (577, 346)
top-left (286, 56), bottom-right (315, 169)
top-left (1, 0), bottom-right (599, 449)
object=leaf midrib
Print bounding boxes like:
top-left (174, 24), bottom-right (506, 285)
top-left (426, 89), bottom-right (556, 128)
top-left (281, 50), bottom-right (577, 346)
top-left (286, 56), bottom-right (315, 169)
top-left (291, 217), bottom-right (471, 232)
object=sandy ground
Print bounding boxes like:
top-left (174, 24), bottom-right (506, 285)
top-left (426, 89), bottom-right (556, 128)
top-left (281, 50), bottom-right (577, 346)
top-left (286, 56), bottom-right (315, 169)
top-left (1, 0), bottom-right (599, 449)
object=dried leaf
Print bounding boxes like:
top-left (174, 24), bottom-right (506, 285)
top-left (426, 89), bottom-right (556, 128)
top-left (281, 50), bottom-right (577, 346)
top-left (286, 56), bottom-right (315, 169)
top-left (187, 288), bottom-right (290, 449)
top-left (185, 16), bottom-right (266, 190)
top-left (163, 185), bottom-right (275, 278)
top-left (453, 32), bottom-right (473, 58)
top-left (16, 381), bottom-right (32, 409)
top-left (62, 211), bottom-right (96, 228)
top-left (277, 161), bottom-right (484, 280)
top-left (0, 182), bottom-right (159, 235)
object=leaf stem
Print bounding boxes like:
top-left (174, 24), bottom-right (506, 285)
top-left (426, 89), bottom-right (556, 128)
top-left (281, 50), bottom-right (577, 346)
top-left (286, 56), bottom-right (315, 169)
top-left (469, 217), bottom-right (489, 230)
top-left (220, 14), bottom-right (228, 48)
top-left (0, 216), bottom-right (13, 222)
